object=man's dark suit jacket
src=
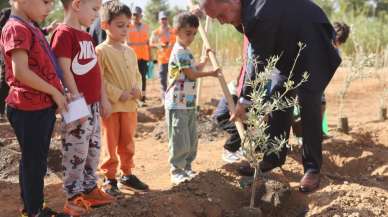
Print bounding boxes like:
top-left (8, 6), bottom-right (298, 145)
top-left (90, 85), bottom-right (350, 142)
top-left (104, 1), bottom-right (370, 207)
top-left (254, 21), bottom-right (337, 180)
top-left (239, 0), bottom-right (341, 99)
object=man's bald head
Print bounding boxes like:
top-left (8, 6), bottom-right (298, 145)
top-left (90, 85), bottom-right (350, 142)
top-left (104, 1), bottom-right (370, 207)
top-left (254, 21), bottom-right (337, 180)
top-left (200, 0), bottom-right (230, 6)
top-left (199, 0), bottom-right (241, 26)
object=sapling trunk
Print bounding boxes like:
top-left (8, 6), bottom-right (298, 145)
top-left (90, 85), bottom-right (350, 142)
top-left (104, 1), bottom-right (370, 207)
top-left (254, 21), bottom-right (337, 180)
top-left (379, 107), bottom-right (387, 121)
top-left (249, 165), bottom-right (260, 208)
top-left (337, 38), bottom-right (373, 132)
top-left (338, 117), bottom-right (349, 134)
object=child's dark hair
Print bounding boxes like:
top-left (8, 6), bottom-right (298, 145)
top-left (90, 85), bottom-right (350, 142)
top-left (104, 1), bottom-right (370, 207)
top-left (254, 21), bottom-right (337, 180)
top-left (173, 12), bottom-right (199, 30)
top-left (101, 0), bottom-right (131, 23)
top-left (333, 21), bottom-right (350, 45)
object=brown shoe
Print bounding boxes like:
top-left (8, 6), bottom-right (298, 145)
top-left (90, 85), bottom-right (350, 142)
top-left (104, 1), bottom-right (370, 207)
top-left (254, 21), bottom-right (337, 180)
top-left (299, 171), bottom-right (320, 193)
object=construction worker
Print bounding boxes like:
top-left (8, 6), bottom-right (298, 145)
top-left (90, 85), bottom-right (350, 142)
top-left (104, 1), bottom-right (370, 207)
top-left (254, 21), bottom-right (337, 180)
top-left (128, 6), bottom-right (151, 104)
top-left (150, 11), bottom-right (176, 102)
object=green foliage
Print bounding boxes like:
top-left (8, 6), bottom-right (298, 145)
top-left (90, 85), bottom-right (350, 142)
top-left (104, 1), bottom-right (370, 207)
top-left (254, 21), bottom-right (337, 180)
top-left (242, 43), bottom-right (308, 208)
top-left (43, 0), bottom-right (64, 27)
top-left (337, 37), bottom-right (376, 118)
top-left (314, 0), bottom-right (388, 56)
top-left (0, 1), bottom-right (10, 10)
top-left (144, 0), bottom-right (170, 27)
top-left (189, 20), bottom-right (243, 66)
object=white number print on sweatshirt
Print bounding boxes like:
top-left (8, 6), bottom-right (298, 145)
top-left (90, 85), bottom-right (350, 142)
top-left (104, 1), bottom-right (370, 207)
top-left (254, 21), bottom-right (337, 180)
top-left (71, 41), bottom-right (97, 75)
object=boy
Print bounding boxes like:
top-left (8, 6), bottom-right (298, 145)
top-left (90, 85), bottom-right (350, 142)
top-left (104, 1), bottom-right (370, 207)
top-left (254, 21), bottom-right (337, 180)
top-left (0, 0), bottom-right (67, 216)
top-left (51, 0), bottom-right (113, 216)
top-left (96, 0), bottom-right (149, 196)
top-left (165, 12), bottom-right (220, 185)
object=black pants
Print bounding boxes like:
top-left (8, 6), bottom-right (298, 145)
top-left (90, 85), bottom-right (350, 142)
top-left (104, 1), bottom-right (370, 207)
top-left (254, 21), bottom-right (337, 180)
top-left (159, 63), bottom-right (168, 93)
top-left (299, 89), bottom-right (323, 172)
top-left (7, 106), bottom-right (56, 215)
top-left (263, 74), bottom-right (323, 173)
top-left (213, 96), bottom-right (241, 152)
top-left (138, 59), bottom-right (148, 93)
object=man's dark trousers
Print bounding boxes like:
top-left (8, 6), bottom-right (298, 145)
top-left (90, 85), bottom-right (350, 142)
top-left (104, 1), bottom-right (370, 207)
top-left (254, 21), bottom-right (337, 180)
top-left (264, 88), bottom-right (323, 173)
top-left (138, 59), bottom-right (148, 94)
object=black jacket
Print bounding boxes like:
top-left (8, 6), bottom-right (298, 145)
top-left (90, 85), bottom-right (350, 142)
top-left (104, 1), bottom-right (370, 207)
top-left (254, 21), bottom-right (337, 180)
top-left (239, 0), bottom-right (341, 99)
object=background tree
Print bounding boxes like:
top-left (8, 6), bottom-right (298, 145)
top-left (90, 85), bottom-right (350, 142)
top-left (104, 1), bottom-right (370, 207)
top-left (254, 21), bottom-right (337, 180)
top-left (0, 1), bottom-right (10, 10)
top-left (144, 0), bottom-right (170, 27)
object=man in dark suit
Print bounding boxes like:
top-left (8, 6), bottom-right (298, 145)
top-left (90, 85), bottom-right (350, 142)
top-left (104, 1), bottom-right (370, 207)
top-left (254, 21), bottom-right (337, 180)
top-left (200, 0), bottom-right (341, 192)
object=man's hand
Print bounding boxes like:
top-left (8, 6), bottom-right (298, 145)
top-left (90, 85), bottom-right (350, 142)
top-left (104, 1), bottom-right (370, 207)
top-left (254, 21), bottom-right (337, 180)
top-left (230, 102), bottom-right (248, 122)
top-left (119, 90), bottom-right (131, 102)
top-left (190, 4), bottom-right (205, 18)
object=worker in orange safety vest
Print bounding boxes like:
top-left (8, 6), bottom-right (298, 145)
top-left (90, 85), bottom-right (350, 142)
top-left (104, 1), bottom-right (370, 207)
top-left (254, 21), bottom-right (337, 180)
top-left (150, 11), bottom-right (176, 102)
top-left (128, 6), bottom-right (151, 104)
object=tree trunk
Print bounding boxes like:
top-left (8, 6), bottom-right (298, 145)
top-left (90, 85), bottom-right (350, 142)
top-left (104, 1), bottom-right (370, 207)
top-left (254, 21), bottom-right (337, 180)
top-left (379, 107), bottom-right (387, 121)
top-left (338, 117), bottom-right (349, 134)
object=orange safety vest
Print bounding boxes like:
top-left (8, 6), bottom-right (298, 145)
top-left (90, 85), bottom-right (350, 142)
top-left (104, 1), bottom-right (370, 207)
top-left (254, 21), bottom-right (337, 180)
top-left (152, 27), bottom-right (176, 64)
top-left (128, 23), bottom-right (150, 61)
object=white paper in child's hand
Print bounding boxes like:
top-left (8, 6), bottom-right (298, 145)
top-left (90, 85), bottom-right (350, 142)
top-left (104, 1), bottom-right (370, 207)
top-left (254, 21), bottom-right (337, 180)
top-left (62, 96), bottom-right (90, 124)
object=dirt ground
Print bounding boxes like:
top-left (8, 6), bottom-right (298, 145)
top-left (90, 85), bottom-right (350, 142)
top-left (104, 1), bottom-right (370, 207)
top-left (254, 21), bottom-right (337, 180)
top-left (0, 66), bottom-right (387, 217)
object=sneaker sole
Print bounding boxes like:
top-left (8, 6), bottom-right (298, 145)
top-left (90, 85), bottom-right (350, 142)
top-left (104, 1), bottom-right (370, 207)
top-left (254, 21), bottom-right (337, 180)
top-left (222, 155), bottom-right (240, 164)
top-left (171, 177), bottom-right (191, 186)
top-left (103, 189), bottom-right (121, 197)
top-left (118, 183), bottom-right (149, 193)
top-left (82, 199), bottom-right (114, 207)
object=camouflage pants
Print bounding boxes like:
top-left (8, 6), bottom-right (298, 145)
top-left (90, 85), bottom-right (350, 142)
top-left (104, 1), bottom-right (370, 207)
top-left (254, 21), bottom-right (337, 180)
top-left (61, 103), bottom-right (101, 198)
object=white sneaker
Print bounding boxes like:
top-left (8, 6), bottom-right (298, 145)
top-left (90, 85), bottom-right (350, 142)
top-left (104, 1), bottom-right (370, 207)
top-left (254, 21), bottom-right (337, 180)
top-left (171, 172), bottom-right (190, 185)
top-left (235, 147), bottom-right (245, 159)
top-left (185, 170), bottom-right (198, 179)
top-left (222, 149), bottom-right (241, 163)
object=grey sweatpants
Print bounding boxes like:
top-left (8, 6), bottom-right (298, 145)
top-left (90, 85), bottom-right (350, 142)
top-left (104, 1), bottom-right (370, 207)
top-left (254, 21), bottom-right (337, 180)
top-left (166, 109), bottom-right (198, 174)
top-left (61, 103), bottom-right (101, 198)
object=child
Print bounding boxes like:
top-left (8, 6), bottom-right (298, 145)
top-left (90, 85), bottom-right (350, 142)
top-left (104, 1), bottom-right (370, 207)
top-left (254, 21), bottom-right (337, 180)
top-left (322, 21), bottom-right (350, 136)
top-left (96, 0), bottom-right (149, 196)
top-left (292, 21), bottom-right (350, 143)
top-left (0, 0), bottom-right (68, 216)
top-left (51, 0), bottom-right (113, 216)
top-left (165, 12), bottom-right (219, 185)
top-left (333, 21), bottom-right (350, 49)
